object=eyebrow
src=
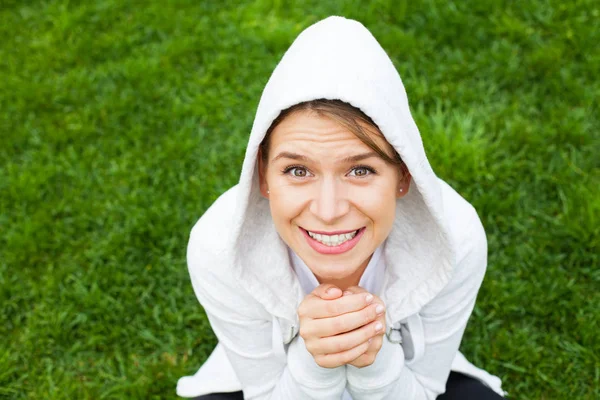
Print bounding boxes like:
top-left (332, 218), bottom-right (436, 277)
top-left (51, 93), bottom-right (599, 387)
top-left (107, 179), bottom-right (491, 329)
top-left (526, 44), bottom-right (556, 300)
top-left (271, 151), bottom-right (380, 164)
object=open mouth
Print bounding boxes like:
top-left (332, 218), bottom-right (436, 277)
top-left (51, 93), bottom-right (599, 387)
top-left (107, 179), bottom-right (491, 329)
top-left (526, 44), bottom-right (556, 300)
top-left (300, 227), bottom-right (366, 254)
top-left (305, 228), bottom-right (360, 246)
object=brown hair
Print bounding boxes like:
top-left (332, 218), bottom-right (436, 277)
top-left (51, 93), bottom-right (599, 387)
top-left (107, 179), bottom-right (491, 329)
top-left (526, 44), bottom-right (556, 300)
top-left (259, 99), bottom-right (405, 170)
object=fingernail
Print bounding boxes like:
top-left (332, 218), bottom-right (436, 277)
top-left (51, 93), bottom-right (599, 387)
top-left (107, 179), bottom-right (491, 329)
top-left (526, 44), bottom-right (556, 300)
top-left (365, 294), bottom-right (373, 304)
top-left (375, 322), bottom-right (383, 332)
top-left (327, 287), bottom-right (340, 295)
top-left (343, 291), bottom-right (353, 296)
top-left (368, 338), bottom-right (373, 344)
top-left (376, 304), bottom-right (385, 315)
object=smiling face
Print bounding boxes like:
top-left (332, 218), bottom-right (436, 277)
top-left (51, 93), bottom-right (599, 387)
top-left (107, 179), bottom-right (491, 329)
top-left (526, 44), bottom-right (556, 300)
top-left (258, 109), bottom-right (411, 289)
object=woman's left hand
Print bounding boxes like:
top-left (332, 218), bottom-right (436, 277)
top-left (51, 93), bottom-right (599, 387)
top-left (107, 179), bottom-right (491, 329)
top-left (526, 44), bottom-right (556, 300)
top-left (339, 286), bottom-right (386, 368)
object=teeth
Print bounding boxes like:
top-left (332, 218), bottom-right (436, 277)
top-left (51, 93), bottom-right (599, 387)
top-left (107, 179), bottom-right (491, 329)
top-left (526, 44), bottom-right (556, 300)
top-left (307, 230), bottom-right (358, 246)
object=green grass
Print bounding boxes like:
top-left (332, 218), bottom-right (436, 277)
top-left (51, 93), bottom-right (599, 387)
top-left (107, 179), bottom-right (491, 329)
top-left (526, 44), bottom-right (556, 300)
top-left (0, 0), bottom-right (598, 398)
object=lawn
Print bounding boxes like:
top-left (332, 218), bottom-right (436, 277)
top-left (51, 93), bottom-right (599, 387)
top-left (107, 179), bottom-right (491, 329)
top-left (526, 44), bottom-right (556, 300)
top-left (0, 0), bottom-right (598, 399)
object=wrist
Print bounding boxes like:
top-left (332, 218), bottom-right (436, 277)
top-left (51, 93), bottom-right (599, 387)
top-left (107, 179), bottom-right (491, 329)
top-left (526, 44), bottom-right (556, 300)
top-left (287, 335), bottom-right (347, 389)
top-left (346, 335), bottom-right (404, 390)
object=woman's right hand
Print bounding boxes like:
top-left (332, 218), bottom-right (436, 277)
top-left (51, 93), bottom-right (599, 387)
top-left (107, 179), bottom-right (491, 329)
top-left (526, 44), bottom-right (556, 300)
top-left (297, 283), bottom-right (386, 368)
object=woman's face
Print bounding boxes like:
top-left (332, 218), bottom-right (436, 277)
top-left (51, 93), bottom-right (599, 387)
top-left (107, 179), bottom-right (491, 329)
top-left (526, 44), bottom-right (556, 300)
top-left (258, 110), bottom-right (410, 285)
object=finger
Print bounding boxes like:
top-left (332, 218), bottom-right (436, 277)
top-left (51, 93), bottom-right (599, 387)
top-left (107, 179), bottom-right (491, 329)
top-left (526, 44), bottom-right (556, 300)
top-left (349, 335), bottom-right (383, 368)
top-left (298, 293), bottom-right (373, 332)
top-left (312, 284), bottom-right (343, 300)
top-left (348, 353), bottom-right (370, 368)
top-left (314, 340), bottom-right (371, 369)
top-left (345, 286), bottom-right (385, 308)
top-left (309, 292), bottom-right (374, 319)
top-left (299, 288), bottom-right (373, 320)
top-left (311, 302), bottom-right (386, 336)
top-left (343, 286), bottom-right (368, 295)
top-left (310, 319), bottom-right (384, 354)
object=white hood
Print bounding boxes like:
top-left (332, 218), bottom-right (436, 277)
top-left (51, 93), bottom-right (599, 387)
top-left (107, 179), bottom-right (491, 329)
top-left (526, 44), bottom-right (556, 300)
top-left (231, 16), bottom-right (455, 327)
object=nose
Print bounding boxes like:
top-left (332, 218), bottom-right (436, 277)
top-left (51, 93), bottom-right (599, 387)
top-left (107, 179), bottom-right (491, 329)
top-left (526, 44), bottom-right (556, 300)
top-left (309, 177), bottom-right (350, 224)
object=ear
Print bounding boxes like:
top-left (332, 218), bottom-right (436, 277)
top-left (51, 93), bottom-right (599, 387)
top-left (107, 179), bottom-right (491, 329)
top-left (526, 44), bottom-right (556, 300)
top-left (257, 149), bottom-right (270, 199)
top-left (396, 165), bottom-right (411, 199)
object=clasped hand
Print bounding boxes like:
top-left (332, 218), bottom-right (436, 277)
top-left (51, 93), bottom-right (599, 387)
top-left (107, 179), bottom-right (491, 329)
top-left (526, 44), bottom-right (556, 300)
top-left (297, 284), bottom-right (386, 369)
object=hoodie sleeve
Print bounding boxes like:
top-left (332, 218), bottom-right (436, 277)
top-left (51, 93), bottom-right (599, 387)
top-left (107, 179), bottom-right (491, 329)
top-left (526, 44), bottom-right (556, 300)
top-left (187, 240), bottom-right (347, 399)
top-left (346, 210), bottom-right (488, 399)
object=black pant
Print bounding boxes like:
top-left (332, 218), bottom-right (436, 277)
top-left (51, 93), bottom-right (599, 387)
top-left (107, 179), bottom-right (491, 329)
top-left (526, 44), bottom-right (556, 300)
top-left (193, 371), bottom-right (505, 399)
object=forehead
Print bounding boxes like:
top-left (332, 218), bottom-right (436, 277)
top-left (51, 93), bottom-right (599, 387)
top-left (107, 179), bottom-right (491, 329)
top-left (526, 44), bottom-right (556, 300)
top-left (269, 110), bottom-right (394, 157)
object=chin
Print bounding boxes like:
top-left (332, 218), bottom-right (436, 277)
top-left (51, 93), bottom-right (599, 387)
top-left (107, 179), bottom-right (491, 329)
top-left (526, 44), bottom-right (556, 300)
top-left (286, 227), bottom-right (375, 280)
top-left (303, 253), bottom-right (362, 280)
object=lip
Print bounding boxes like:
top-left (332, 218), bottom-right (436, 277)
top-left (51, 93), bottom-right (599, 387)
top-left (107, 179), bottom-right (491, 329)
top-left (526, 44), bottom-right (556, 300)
top-left (303, 228), bottom-right (359, 235)
top-left (300, 227), bottom-right (366, 255)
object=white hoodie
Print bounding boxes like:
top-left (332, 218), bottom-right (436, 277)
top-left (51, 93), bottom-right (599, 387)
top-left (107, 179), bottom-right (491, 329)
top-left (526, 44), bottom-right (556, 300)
top-left (177, 16), bottom-right (506, 400)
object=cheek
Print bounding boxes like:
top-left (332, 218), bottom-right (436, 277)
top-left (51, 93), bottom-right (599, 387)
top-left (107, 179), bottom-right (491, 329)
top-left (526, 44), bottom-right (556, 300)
top-left (267, 186), bottom-right (308, 227)
top-left (349, 183), bottom-right (397, 227)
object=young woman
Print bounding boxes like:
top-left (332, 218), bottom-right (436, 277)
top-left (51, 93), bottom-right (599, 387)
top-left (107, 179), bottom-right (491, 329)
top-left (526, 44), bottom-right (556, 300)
top-left (177, 16), bottom-right (507, 400)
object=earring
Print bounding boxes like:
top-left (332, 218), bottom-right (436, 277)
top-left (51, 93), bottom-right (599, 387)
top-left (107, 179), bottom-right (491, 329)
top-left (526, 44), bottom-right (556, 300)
top-left (399, 188), bottom-right (403, 192)
top-left (267, 190), bottom-right (270, 194)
